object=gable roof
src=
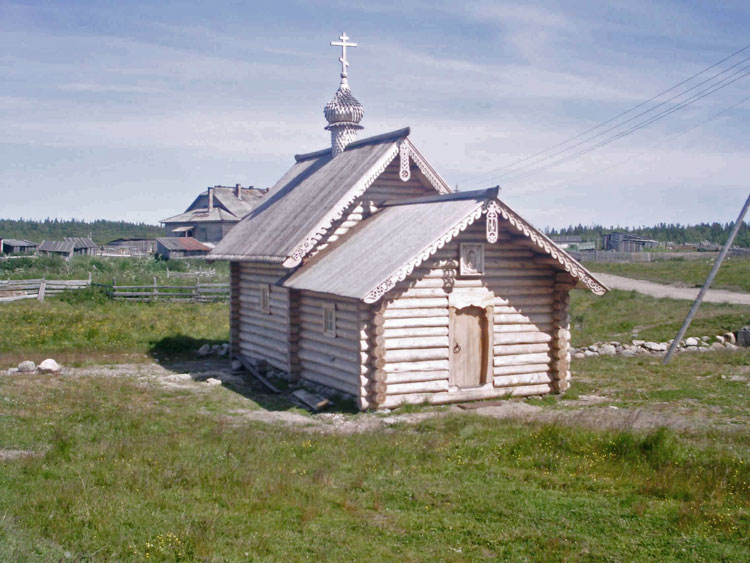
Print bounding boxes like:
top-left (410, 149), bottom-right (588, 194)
top-left (39, 240), bottom-right (75, 253)
top-left (155, 237), bottom-right (211, 252)
top-left (161, 187), bottom-right (266, 224)
top-left (284, 188), bottom-right (608, 302)
top-left (1, 238), bottom-right (37, 247)
top-left (162, 207), bottom-right (239, 224)
top-left (64, 237), bottom-right (97, 249)
top-left (210, 128), bottom-right (452, 264)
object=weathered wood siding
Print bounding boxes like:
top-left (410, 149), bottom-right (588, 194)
top-left (374, 216), bottom-right (567, 409)
top-left (236, 262), bottom-right (291, 372)
top-left (296, 290), bottom-right (369, 400)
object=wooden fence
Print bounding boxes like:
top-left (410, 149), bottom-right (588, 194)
top-left (110, 278), bottom-right (229, 302)
top-left (166, 267), bottom-right (217, 279)
top-left (0, 274), bottom-right (92, 303)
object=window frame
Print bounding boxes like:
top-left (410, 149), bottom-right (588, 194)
top-left (322, 303), bottom-right (336, 338)
top-left (259, 284), bottom-right (271, 314)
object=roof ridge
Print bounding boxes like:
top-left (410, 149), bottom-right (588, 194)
top-left (382, 186), bottom-right (499, 208)
top-left (294, 127), bottom-right (410, 162)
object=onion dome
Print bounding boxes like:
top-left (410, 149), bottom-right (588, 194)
top-left (324, 84), bottom-right (364, 127)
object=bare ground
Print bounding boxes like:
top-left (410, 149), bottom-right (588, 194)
top-left (29, 360), bottom-right (744, 437)
top-left (595, 273), bottom-right (750, 305)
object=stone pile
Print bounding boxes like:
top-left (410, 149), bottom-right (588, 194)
top-left (572, 332), bottom-right (739, 359)
top-left (6, 358), bottom-right (61, 375)
top-left (197, 342), bottom-right (230, 357)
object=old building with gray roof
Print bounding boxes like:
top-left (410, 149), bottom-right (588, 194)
top-left (160, 184), bottom-right (268, 243)
top-left (210, 33), bottom-right (607, 410)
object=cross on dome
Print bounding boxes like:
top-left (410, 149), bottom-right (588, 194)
top-left (331, 32), bottom-right (357, 83)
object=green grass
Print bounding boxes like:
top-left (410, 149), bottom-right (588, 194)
top-left (570, 289), bottom-right (750, 346)
top-left (0, 296), bottom-right (228, 367)
top-left (0, 364), bottom-right (748, 561)
top-left (587, 257), bottom-right (750, 293)
top-left (0, 255), bottom-right (229, 285)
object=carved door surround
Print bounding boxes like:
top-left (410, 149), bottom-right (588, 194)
top-left (448, 288), bottom-right (494, 391)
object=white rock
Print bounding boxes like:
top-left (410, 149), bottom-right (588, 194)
top-left (197, 344), bottom-right (211, 357)
top-left (600, 344), bottom-right (617, 355)
top-left (38, 359), bottom-right (60, 373)
top-left (204, 377), bottom-right (222, 386)
top-left (709, 342), bottom-right (724, 351)
top-left (621, 349), bottom-right (636, 357)
top-left (725, 343), bottom-right (738, 350)
top-left (574, 352), bottom-right (586, 360)
top-left (17, 361), bottom-right (36, 373)
top-left (6, 368), bottom-right (19, 375)
top-left (724, 332), bottom-right (736, 345)
top-left (643, 342), bottom-right (667, 352)
top-left (715, 335), bottom-right (726, 344)
top-left (583, 350), bottom-right (598, 357)
top-left (632, 339), bottom-right (645, 346)
top-left (231, 359), bottom-right (243, 371)
top-left (701, 336), bottom-right (710, 342)
top-left (685, 337), bottom-right (699, 347)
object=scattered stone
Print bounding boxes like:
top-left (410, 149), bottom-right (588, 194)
top-left (574, 352), bottom-right (586, 360)
top-left (632, 339), bottom-right (645, 347)
top-left (599, 344), bottom-right (617, 356)
top-left (709, 342), bottom-right (725, 351)
top-left (204, 377), bottom-right (222, 386)
top-left (6, 368), bottom-right (18, 375)
top-left (231, 359), bottom-right (243, 371)
top-left (38, 359), bottom-right (61, 373)
top-left (165, 373), bottom-right (193, 382)
top-left (643, 342), bottom-right (667, 352)
top-left (621, 349), bottom-right (636, 357)
top-left (17, 360), bottom-right (36, 373)
top-left (715, 335), bottom-right (726, 344)
top-left (701, 336), bottom-right (710, 342)
top-left (197, 344), bottom-right (211, 357)
top-left (583, 350), bottom-right (598, 357)
top-left (724, 332), bottom-right (736, 345)
top-left (725, 343), bottom-right (738, 350)
top-left (685, 337), bottom-right (699, 347)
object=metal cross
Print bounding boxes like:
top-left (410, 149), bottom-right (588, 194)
top-left (331, 32), bottom-right (357, 77)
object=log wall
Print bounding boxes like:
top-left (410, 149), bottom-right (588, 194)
top-left (297, 290), bottom-right (370, 399)
top-left (377, 216), bottom-right (565, 408)
top-left (236, 262), bottom-right (292, 373)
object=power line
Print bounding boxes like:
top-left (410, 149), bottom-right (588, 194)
top-left (459, 42), bottom-right (750, 187)
top-left (498, 65), bottom-right (750, 184)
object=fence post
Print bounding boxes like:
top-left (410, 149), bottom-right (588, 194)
top-left (166, 267), bottom-right (170, 279)
top-left (153, 276), bottom-right (158, 301)
top-left (88, 271), bottom-right (92, 286)
top-left (37, 276), bottom-right (46, 302)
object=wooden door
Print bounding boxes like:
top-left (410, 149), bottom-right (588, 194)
top-left (450, 306), bottom-right (488, 388)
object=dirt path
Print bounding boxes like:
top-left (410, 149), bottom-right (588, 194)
top-left (594, 273), bottom-right (750, 305)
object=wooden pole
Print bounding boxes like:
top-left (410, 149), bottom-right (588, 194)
top-left (663, 191), bottom-right (750, 364)
top-left (37, 276), bottom-right (46, 302)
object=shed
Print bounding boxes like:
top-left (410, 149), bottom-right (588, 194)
top-left (103, 238), bottom-right (157, 256)
top-left (64, 237), bottom-right (98, 256)
top-left (155, 237), bottom-right (212, 260)
top-left (1, 238), bottom-right (37, 255)
top-left (208, 34), bottom-right (608, 410)
top-left (38, 240), bottom-right (75, 261)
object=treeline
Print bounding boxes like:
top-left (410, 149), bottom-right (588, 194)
top-left (0, 218), bottom-right (165, 244)
top-left (546, 222), bottom-right (750, 248)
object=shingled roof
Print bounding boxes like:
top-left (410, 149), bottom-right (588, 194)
top-left (285, 188), bottom-right (608, 302)
top-left (161, 186), bottom-right (267, 225)
top-left (39, 240), bottom-right (75, 253)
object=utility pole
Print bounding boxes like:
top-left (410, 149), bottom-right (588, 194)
top-left (663, 191), bottom-right (750, 364)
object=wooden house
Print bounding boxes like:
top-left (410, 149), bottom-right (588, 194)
top-left (1, 238), bottom-right (37, 255)
top-left (103, 238), bottom-right (157, 256)
top-left (161, 184), bottom-right (267, 243)
top-left (209, 34), bottom-right (607, 410)
top-left (38, 240), bottom-right (75, 261)
top-left (64, 237), bottom-right (98, 256)
top-left (155, 237), bottom-right (211, 260)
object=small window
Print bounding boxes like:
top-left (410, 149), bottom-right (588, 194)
top-left (259, 284), bottom-right (270, 314)
top-left (460, 243), bottom-right (484, 276)
top-left (323, 304), bottom-right (336, 337)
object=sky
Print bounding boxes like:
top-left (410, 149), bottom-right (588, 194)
top-left (1, 0), bottom-right (749, 229)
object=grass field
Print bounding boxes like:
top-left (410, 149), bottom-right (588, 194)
top-left (1, 350), bottom-right (748, 560)
top-left (587, 257), bottom-right (750, 293)
top-left (0, 255), bottom-right (229, 285)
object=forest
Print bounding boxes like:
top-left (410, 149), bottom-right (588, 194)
top-left (0, 218), bottom-right (165, 244)
top-left (546, 221), bottom-right (750, 247)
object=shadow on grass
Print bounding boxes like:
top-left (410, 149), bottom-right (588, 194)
top-left (148, 335), bottom-right (359, 414)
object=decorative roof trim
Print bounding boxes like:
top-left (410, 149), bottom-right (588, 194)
top-left (487, 200), bottom-right (607, 295)
top-left (206, 253), bottom-right (286, 263)
top-left (405, 139), bottom-right (452, 194)
top-left (362, 198), bottom-right (608, 303)
top-left (282, 142), bottom-right (401, 268)
top-left (363, 202), bottom-right (485, 303)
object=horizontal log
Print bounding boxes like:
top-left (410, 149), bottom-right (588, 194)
top-left (385, 297), bottom-right (448, 309)
top-left (300, 370), bottom-right (360, 396)
top-left (238, 329), bottom-right (289, 357)
top-left (384, 335), bottom-right (449, 350)
top-left (238, 310), bottom-right (289, 330)
top-left (493, 332), bottom-right (552, 345)
top-left (298, 313), bottom-right (358, 333)
top-left (495, 313), bottom-right (554, 324)
top-left (385, 370), bottom-right (449, 384)
top-left (383, 307), bottom-right (448, 320)
top-left (494, 363), bottom-right (550, 376)
top-left (494, 353), bottom-right (551, 367)
top-left (298, 348), bottom-right (361, 374)
top-left (238, 342), bottom-right (288, 369)
top-left (383, 317), bottom-right (449, 329)
top-left (387, 380), bottom-right (449, 395)
top-left (299, 340), bottom-right (363, 364)
top-left (299, 328), bottom-right (362, 352)
top-left (299, 295), bottom-right (360, 312)
top-left (494, 372), bottom-right (553, 388)
top-left (385, 359), bottom-right (450, 373)
top-left (493, 343), bottom-right (550, 356)
top-left (384, 347), bottom-right (449, 363)
top-left (379, 383), bottom-right (552, 409)
top-left (493, 305), bottom-right (552, 315)
top-left (494, 323), bottom-right (553, 333)
top-left (383, 326), bottom-right (449, 339)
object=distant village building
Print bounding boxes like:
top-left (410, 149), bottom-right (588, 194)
top-left (549, 235), bottom-right (596, 252)
top-left (103, 238), bottom-right (157, 256)
top-left (0, 238), bottom-right (37, 255)
top-left (64, 237), bottom-right (98, 256)
top-left (601, 232), bottom-right (659, 252)
top-left (209, 34), bottom-right (607, 410)
top-left (38, 240), bottom-right (75, 260)
top-left (160, 184), bottom-right (267, 243)
top-left (155, 237), bottom-right (212, 260)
